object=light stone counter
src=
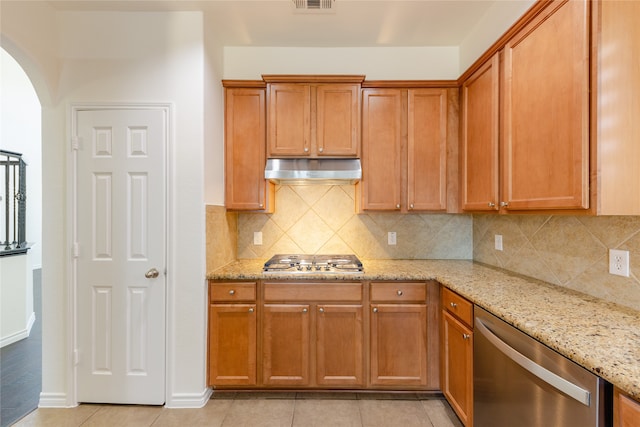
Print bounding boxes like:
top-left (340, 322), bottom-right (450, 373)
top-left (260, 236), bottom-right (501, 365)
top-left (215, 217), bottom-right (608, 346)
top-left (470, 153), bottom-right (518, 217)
top-left (208, 259), bottom-right (640, 400)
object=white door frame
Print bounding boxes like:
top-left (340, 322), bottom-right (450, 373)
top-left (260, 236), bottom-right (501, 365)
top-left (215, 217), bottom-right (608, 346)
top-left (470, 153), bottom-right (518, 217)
top-left (68, 102), bottom-right (173, 406)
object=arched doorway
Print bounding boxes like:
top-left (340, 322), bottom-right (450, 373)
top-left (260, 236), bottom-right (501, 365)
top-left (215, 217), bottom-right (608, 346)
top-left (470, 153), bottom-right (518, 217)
top-left (0, 47), bottom-right (43, 426)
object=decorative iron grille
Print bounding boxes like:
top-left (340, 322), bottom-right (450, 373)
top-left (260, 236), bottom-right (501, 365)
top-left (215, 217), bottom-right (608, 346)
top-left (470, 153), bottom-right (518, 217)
top-left (1, 150), bottom-right (28, 256)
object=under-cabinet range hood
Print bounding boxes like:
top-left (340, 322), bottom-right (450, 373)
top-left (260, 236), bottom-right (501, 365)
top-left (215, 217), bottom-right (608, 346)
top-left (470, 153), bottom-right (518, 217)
top-left (265, 158), bottom-right (362, 185)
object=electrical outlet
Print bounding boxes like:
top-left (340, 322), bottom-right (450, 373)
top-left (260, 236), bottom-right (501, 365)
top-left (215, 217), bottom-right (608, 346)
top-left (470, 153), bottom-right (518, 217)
top-left (609, 249), bottom-right (630, 277)
top-left (495, 235), bottom-right (503, 251)
top-left (388, 232), bottom-right (397, 246)
top-left (253, 231), bottom-right (263, 246)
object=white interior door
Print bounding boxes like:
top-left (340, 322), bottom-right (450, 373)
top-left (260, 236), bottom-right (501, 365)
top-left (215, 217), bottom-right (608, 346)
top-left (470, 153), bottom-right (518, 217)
top-left (74, 107), bottom-right (166, 404)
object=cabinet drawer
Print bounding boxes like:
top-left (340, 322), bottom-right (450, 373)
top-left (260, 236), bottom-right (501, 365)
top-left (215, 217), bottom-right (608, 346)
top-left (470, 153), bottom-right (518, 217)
top-left (210, 282), bottom-right (257, 302)
top-left (370, 282), bottom-right (426, 302)
top-left (442, 287), bottom-right (473, 327)
top-left (264, 282), bottom-right (362, 302)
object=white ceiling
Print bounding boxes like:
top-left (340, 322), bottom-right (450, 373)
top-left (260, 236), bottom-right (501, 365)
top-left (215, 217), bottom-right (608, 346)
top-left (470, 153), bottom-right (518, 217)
top-left (46, 0), bottom-right (502, 48)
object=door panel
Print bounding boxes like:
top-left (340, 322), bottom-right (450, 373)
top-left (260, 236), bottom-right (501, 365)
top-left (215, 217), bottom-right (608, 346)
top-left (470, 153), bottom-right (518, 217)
top-left (75, 107), bottom-right (166, 404)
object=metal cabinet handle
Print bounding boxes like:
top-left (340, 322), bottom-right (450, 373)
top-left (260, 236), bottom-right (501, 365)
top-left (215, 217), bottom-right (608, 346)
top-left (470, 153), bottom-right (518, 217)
top-left (229, 289), bottom-right (235, 295)
top-left (463, 333), bottom-right (470, 340)
top-left (450, 302), bottom-right (457, 308)
top-left (397, 290), bottom-right (403, 296)
top-left (372, 307), bottom-right (378, 313)
top-left (488, 202), bottom-right (496, 208)
top-left (302, 308), bottom-right (308, 313)
top-left (249, 307), bottom-right (254, 313)
top-left (145, 268), bottom-right (159, 279)
top-left (500, 201), bottom-right (509, 207)
top-left (319, 307), bottom-right (324, 313)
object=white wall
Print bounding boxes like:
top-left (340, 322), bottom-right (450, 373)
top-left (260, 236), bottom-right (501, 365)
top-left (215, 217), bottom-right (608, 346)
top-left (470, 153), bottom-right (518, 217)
top-left (223, 46), bottom-right (459, 80)
top-left (2, 6), bottom-right (209, 408)
top-left (0, 49), bottom-right (43, 270)
top-left (458, 0), bottom-right (536, 72)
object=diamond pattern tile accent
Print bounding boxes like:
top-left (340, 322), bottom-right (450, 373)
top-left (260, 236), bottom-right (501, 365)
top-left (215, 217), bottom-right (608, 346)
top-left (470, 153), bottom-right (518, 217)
top-left (237, 184), bottom-right (473, 261)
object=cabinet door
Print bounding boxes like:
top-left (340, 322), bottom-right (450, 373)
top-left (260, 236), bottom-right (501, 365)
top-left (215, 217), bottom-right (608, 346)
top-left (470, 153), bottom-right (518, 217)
top-left (461, 54), bottom-right (500, 212)
top-left (442, 310), bottom-right (473, 427)
top-left (361, 89), bottom-right (403, 211)
top-left (370, 304), bottom-right (428, 386)
top-left (316, 304), bottom-right (364, 387)
top-left (224, 88), bottom-right (271, 211)
top-left (503, 0), bottom-right (589, 210)
top-left (268, 83), bottom-right (311, 157)
top-left (615, 388), bottom-right (640, 427)
top-left (262, 304), bottom-right (310, 386)
top-left (208, 304), bottom-right (257, 386)
top-left (316, 84), bottom-right (360, 157)
top-left (407, 88), bottom-right (448, 211)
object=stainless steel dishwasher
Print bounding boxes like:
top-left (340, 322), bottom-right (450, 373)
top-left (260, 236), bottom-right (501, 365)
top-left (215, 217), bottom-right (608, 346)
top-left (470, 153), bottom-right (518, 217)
top-left (474, 307), bottom-right (612, 427)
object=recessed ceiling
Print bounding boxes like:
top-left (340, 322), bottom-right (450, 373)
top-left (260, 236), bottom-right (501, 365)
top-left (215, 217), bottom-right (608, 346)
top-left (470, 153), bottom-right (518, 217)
top-left (46, 0), bottom-right (499, 47)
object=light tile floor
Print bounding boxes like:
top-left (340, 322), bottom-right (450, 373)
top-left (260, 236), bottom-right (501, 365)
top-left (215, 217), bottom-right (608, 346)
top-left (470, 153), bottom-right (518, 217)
top-left (12, 393), bottom-right (464, 427)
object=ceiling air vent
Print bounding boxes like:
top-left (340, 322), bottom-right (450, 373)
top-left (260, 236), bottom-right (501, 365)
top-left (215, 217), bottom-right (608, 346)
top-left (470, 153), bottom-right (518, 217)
top-left (292, 0), bottom-right (336, 14)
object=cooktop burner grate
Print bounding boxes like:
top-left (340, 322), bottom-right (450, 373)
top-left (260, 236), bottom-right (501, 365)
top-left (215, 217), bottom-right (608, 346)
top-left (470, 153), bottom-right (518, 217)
top-left (263, 254), bottom-right (363, 274)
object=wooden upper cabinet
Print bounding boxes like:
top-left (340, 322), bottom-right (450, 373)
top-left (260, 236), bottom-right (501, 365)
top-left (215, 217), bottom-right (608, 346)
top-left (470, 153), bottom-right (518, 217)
top-left (316, 84), bottom-right (360, 156)
top-left (502, 0), bottom-right (590, 210)
top-left (361, 88), bottom-right (403, 211)
top-left (407, 88), bottom-right (448, 211)
top-left (361, 87), bottom-right (450, 212)
top-left (595, 0), bottom-right (640, 215)
top-left (265, 76), bottom-right (363, 158)
top-left (267, 83), bottom-right (311, 156)
top-left (461, 54), bottom-right (500, 212)
top-left (223, 85), bottom-right (273, 212)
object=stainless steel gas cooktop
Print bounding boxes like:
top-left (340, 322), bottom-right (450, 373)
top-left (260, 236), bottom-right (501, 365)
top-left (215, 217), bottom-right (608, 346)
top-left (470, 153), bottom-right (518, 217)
top-left (263, 254), bottom-right (363, 274)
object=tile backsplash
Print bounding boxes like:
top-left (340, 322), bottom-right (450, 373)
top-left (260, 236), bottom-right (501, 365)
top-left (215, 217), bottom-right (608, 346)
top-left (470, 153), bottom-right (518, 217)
top-left (237, 185), bottom-right (472, 260)
top-left (473, 214), bottom-right (640, 311)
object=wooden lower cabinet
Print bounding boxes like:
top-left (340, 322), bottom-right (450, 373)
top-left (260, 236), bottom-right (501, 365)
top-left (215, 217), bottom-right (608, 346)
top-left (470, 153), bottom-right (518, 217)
top-left (262, 304), bottom-right (310, 386)
top-left (262, 303), bottom-right (364, 388)
top-left (208, 280), bottom-right (436, 390)
top-left (370, 303), bottom-right (428, 387)
top-left (316, 304), bottom-right (364, 387)
top-left (441, 287), bottom-right (473, 427)
top-left (615, 387), bottom-right (640, 427)
top-left (208, 304), bottom-right (257, 386)
top-left (442, 310), bottom-right (473, 426)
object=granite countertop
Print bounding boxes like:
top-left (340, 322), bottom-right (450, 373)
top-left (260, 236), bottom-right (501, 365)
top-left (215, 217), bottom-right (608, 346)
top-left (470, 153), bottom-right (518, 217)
top-left (208, 258), bottom-right (640, 400)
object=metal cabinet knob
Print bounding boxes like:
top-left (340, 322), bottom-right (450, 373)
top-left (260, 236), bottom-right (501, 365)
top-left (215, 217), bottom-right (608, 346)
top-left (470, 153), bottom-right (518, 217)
top-left (302, 308), bottom-right (308, 313)
top-left (319, 307), bottom-right (324, 313)
top-left (396, 204), bottom-right (401, 209)
top-left (409, 204), bottom-right (414, 209)
top-left (145, 268), bottom-right (159, 279)
top-left (372, 307), bottom-right (378, 313)
top-left (259, 203), bottom-right (264, 208)
top-left (318, 147), bottom-right (324, 152)
top-left (463, 333), bottom-right (470, 340)
top-left (488, 202), bottom-right (496, 208)
top-left (397, 290), bottom-right (403, 296)
top-left (500, 201), bottom-right (509, 207)
top-left (229, 289), bottom-right (235, 295)
top-left (249, 307), bottom-right (254, 313)
top-left (450, 302), bottom-right (457, 308)
top-left (304, 147), bottom-right (309, 152)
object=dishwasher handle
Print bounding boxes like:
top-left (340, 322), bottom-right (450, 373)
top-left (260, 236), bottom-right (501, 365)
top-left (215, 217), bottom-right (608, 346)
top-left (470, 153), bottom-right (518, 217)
top-left (475, 317), bottom-right (591, 406)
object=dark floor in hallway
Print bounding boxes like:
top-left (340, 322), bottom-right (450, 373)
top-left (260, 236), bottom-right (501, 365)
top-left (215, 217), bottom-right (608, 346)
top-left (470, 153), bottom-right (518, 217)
top-left (1, 269), bottom-right (42, 427)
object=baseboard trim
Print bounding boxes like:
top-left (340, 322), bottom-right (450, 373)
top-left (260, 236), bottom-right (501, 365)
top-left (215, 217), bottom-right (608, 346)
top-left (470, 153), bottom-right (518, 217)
top-left (0, 311), bottom-right (35, 348)
top-left (39, 392), bottom-right (76, 408)
top-left (165, 388), bottom-right (213, 408)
